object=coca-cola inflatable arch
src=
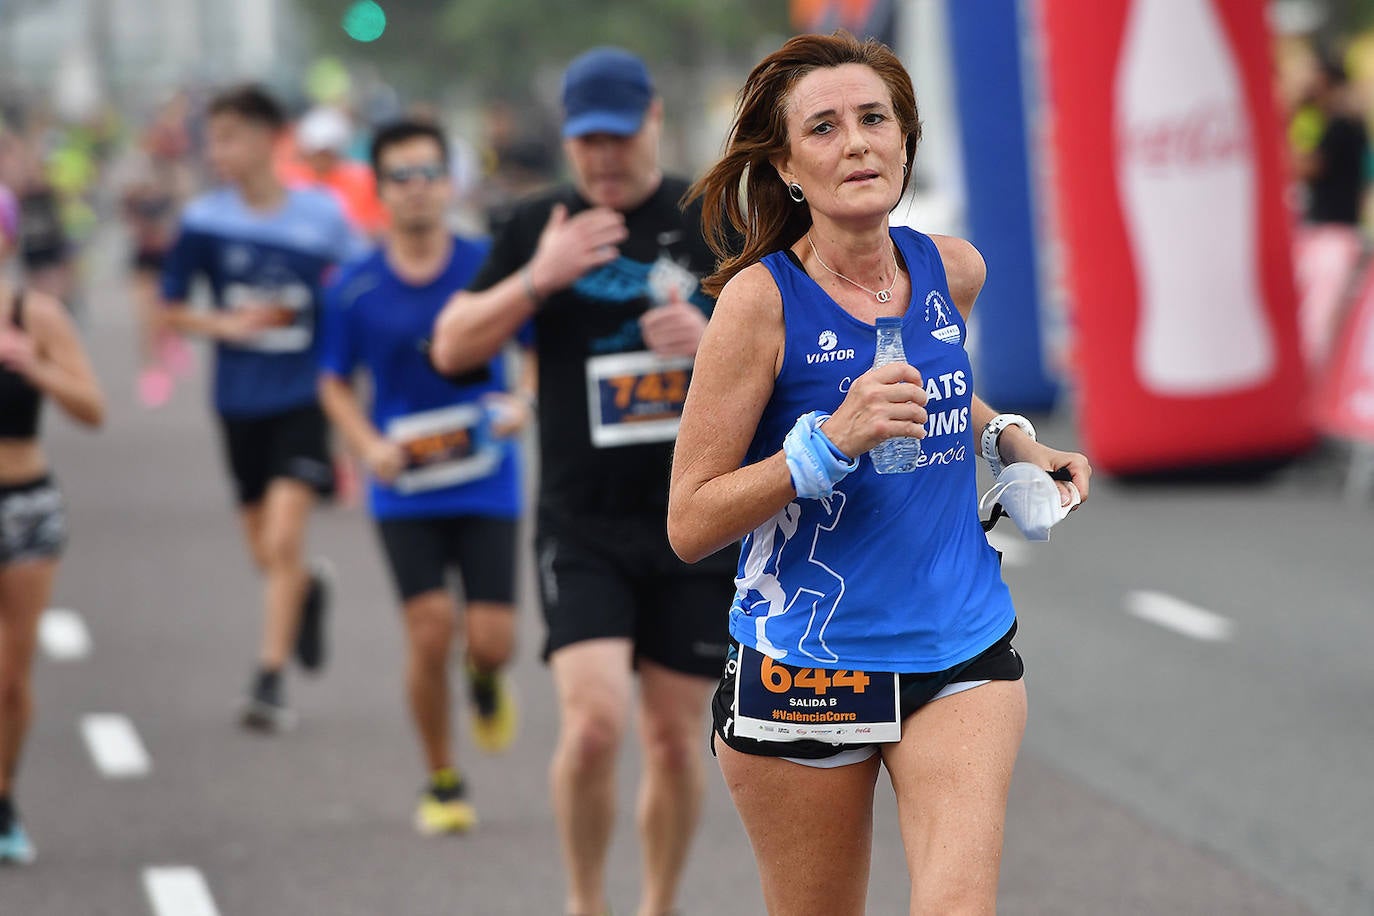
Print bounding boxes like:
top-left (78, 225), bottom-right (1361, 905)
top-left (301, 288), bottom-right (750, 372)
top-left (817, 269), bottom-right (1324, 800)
top-left (1040, 0), bottom-right (1315, 473)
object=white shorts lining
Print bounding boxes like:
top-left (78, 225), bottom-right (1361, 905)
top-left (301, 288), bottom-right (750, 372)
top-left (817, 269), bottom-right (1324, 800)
top-left (779, 679), bottom-right (993, 769)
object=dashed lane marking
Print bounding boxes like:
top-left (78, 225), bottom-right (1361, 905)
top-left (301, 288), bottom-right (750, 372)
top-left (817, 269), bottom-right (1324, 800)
top-left (1126, 590), bottom-right (1234, 642)
top-left (81, 714), bottom-right (152, 778)
top-left (143, 867), bottom-right (221, 916)
top-left (39, 608), bottom-right (91, 660)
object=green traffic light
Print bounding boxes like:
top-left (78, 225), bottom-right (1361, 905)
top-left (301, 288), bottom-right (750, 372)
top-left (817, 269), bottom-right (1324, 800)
top-left (342, 0), bottom-right (387, 42)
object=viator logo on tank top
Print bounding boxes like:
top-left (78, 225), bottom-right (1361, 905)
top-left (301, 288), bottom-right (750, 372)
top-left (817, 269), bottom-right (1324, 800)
top-left (807, 329), bottom-right (855, 365)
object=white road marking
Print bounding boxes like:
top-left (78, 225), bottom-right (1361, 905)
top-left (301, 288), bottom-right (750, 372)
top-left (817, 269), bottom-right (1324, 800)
top-left (1126, 590), bottom-right (1234, 642)
top-left (39, 608), bottom-right (91, 661)
top-left (143, 867), bottom-right (221, 916)
top-left (985, 529), bottom-right (1029, 566)
top-left (81, 714), bottom-right (152, 778)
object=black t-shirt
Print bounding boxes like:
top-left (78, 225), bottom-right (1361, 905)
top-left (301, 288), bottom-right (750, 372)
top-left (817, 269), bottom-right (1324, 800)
top-left (470, 177), bottom-right (730, 551)
top-left (1308, 115), bottom-right (1368, 225)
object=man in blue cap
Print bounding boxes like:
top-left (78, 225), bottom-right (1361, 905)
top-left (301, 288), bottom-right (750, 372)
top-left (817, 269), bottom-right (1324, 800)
top-left (432, 46), bottom-right (734, 916)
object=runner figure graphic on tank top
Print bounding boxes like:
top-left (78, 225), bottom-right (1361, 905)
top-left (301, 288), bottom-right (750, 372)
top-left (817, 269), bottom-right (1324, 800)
top-left (927, 290), bottom-right (952, 327)
top-left (738, 502), bottom-right (802, 659)
top-left (737, 490), bottom-right (849, 664)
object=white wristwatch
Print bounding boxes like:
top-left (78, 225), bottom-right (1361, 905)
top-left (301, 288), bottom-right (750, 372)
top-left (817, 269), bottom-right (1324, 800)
top-left (980, 413), bottom-right (1036, 476)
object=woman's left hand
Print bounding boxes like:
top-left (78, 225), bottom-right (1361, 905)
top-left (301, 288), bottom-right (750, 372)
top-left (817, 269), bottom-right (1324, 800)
top-left (0, 326), bottom-right (39, 380)
top-left (1000, 431), bottom-right (1092, 508)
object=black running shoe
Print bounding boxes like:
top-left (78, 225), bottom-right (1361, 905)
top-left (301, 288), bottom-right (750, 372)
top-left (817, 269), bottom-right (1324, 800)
top-left (0, 814), bottom-right (36, 864)
top-left (239, 669), bottom-right (296, 733)
top-left (294, 559), bottom-right (333, 672)
top-left (0, 796), bottom-right (32, 865)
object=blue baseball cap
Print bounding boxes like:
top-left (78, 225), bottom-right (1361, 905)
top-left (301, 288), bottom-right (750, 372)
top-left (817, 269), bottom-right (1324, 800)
top-left (561, 47), bottom-right (655, 139)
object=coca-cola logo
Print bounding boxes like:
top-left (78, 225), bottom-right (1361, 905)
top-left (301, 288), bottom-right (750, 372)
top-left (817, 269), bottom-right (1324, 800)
top-left (1120, 102), bottom-right (1250, 170)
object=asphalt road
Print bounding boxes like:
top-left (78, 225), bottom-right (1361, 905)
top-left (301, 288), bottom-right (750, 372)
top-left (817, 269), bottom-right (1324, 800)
top-left (2, 231), bottom-right (1366, 914)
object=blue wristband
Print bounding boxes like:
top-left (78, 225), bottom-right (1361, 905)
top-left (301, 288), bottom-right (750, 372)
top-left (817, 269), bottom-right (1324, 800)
top-left (784, 411), bottom-right (859, 499)
top-left (818, 427), bottom-right (851, 462)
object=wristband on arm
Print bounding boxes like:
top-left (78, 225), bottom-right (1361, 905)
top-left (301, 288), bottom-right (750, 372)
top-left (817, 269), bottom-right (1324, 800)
top-left (979, 413), bottom-right (1036, 476)
top-left (519, 265), bottom-right (544, 307)
top-left (784, 411), bottom-right (859, 499)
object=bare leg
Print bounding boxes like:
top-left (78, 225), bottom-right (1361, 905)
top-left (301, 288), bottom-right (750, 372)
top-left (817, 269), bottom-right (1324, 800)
top-left (464, 601), bottom-right (515, 674)
top-left (237, 504), bottom-right (268, 572)
top-left (634, 661), bottom-right (712, 916)
top-left (403, 590), bottom-right (457, 773)
top-left (716, 738), bottom-right (880, 915)
top-left (0, 560), bottom-right (57, 794)
top-left (129, 270), bottom-right (162, 368)
top-left (549, 638), bottom-right (634, 915)
top-left (880, 679), bottom-right (1027, 916)
top-left (252, 480), bottom-right (315, 670)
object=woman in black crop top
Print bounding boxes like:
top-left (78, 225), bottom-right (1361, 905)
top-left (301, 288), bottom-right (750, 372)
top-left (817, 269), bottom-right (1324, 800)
top-left (0, 250), bottom-right (104, 862)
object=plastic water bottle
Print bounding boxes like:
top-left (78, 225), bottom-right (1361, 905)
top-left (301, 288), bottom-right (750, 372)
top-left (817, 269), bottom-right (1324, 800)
top-left (1115, 0), bottom-right (1275, 395)
top-left (869, 316), bottom-right (922, 474)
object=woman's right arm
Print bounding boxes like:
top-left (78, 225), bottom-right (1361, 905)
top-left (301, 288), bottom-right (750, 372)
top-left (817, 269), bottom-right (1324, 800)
top-left (668, 267), bottom-right (930, 563)
top-left (668, 264), bottom-right (793, 562)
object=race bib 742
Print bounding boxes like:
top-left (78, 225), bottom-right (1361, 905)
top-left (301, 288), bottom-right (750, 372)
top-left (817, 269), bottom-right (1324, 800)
top-left (585, 351), bottom-right (692, 448)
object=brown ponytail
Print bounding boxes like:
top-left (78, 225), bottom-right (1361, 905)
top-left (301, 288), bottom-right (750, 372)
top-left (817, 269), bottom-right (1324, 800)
top-left (686, 30), bottom-right (921, 297)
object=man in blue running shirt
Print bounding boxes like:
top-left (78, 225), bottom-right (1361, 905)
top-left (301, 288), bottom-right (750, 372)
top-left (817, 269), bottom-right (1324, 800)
top-left (318, 120), bottom-right (532, 835)
top-left (159, 86), bottom-right (361, 732)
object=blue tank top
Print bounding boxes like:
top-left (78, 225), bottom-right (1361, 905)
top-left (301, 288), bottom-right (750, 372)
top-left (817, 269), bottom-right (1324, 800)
top-left (730, 227), bottom-right (1015, 672)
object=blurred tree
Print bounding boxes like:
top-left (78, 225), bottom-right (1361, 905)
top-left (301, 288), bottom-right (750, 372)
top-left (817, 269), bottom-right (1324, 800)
top-left (1311, 0), bottom-right (1374, 35)
top-left (296, 0), bottom-right (789, 100)
top-left (1346, 0), bottom-right (1373, 27)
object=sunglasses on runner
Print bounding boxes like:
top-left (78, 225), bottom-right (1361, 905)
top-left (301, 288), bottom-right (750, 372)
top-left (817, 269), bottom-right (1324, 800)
top-left (382, 162), bottom-right (448, 184)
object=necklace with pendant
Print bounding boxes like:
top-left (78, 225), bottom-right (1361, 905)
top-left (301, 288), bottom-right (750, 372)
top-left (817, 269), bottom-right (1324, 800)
top-left (807, 233), bottom-right (899, 303)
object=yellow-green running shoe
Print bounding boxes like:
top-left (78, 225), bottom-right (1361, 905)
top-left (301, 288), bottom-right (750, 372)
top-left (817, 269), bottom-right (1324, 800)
top-left (468, 666), bottom-right (517, 753)
top-left (413, 769), bottom-right (477, 836)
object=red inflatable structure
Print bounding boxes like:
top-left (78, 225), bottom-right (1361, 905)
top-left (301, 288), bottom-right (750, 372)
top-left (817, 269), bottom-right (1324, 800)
top-left (1039, 0), bottom-right (1315, 473)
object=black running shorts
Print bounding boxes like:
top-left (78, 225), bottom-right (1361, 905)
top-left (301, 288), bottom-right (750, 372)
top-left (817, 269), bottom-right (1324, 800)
top-left (0, 475), bottom-right (67, 566)
top-left (711, 620), bottom-right (1025, 762)
top-left (536, 514), bottom-right (734, 677)
top-left (218, 404), bottom-right (335, 506)
top-left (375, 514), bottom-right (518, 605)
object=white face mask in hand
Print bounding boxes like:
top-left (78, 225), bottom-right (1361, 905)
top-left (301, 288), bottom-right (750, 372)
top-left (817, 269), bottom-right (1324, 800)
top-left (979, 463), bottom-right (1081, 541)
